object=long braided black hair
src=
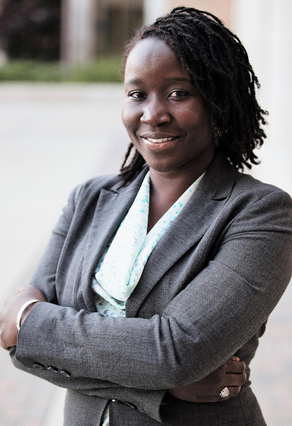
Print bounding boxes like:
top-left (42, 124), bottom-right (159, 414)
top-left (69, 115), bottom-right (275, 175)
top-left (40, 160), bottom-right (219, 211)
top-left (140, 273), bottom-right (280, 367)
top-left (119, 6), bottom-right (268, 185)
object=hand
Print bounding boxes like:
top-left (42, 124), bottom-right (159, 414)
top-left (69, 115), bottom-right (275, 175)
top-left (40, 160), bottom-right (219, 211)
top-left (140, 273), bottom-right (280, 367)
top-left (0, 286), bottom-right (46, 350)
top-left (168, 356), bottom-right (246, 403)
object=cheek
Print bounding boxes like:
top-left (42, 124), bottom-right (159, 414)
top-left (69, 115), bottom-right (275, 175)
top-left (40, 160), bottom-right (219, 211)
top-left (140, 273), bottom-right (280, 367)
top-left (122, 111), bottom-right (134, 137)
top-left (187, 108), bottom-right (212, 135)
top-left (174, 102), bottom-right (203, 128)
top-left (121, 102), bottom-right (129, 128)
top-left (122, 105), bottom-right (137, 134)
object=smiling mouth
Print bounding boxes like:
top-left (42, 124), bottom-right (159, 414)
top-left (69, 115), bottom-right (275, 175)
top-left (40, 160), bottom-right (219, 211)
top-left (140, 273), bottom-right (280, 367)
top-left (142, 136), bottom-right (177, 143)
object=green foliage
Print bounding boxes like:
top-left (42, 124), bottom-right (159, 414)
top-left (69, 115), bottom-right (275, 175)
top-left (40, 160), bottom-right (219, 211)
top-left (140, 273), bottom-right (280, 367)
top-left (68, 57), bottom-right (123, 82)
top-left (0, 57), bottom-right (123, 82)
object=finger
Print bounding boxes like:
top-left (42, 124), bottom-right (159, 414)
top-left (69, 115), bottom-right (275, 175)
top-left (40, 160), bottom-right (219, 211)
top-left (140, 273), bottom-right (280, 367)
top-left (231, 356), bottom-right (240, 361)
top-left (217, 385), bottom-right (241, 402)
top-left (206, 385), bottom-right (241, 403)
top-left (225, 358), bottom-right (246, 374)
top-left (222, 371), bottom-right (247, 387)
top-left (0, 335), bottom-right (9, 351)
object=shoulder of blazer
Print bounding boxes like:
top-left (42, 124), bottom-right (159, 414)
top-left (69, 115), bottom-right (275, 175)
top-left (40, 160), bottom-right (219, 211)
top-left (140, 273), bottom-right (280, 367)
top-left (72, 167), bottom-right (149, 207)
top-left (201, 149), bottom-right (292, 205)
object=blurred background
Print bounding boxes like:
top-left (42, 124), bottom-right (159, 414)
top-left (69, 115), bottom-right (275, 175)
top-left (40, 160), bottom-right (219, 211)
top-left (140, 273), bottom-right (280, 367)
top-left (0, 0), bottom-right (291, 425)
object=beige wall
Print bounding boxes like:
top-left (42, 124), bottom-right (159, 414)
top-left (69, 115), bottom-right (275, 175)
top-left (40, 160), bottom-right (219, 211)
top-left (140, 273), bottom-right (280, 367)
top-left (166, 0), bottom-right (233, 28)
top-left (233, 0), bottom-right (292, 196)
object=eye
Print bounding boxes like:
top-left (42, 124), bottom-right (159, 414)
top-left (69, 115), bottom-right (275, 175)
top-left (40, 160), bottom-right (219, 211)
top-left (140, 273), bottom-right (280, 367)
top-left (169, 90), bottom-right (189, 98)
top-left (128, 91), bottom-right (146, 99)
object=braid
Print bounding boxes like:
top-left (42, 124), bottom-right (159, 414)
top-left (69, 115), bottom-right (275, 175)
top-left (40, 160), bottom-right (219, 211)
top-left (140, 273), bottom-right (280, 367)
top-left (119, 6), bottom-right (268, 185)
top-left (119, 142), bottom-right (145, 185)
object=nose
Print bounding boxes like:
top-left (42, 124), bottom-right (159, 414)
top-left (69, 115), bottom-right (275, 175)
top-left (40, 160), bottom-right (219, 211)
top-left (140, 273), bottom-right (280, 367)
top-left (140, 97), bottom-right (171, 126)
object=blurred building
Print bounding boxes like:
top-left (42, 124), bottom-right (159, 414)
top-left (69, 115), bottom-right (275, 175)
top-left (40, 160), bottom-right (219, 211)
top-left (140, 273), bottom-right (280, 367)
top-left (144, 0), bottom-right (232, 27)
top-left (0, 0), bottom-right (231, 64)
top-left (61, 0), bottom-right (143, 65)
top-left (62, 0), bottom-right (232, 65)
top-left (0, 0), bottom-right (61, 61)
top-left (233, 0), bottom-right (292, 195)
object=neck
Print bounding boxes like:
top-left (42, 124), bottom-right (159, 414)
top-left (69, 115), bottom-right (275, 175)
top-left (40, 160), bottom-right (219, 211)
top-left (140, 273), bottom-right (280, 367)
top-left (147, 165), bottom-right (208, 232)
top-left (149, 161), bottom-right (211, 202)
top-left (146, 150), bottom-right (215, 231)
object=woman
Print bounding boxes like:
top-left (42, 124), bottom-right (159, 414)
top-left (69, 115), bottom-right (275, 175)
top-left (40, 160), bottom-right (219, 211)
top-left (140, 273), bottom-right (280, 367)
top-left (1, 7), bottom-right (292, 426)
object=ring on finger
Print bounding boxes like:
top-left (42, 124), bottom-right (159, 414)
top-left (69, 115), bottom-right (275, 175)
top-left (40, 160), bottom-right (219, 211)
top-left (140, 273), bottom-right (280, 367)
top-left (219, 387), bottom-right (230, 398)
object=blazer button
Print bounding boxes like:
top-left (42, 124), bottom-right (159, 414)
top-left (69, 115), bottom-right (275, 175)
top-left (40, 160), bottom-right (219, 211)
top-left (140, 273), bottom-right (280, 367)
top-left (32, 363), bottom-right (44, 370)
top-left (47, 366), bottom-right (58, 373)
top-left (59, 369), bottom-right (71, 378)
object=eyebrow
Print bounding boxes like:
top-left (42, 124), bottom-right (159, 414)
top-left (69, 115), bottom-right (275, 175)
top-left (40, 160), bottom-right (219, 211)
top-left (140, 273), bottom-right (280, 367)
top-left (124, 78), bottom-right (143, 86)
top-left (124, 77), bottom-right (193, 85)
top-left (164, 77), bottom-right (193, 83)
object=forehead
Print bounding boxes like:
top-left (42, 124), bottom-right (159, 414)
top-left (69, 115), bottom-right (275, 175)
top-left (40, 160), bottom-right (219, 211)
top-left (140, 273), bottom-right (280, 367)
top-left (124, 38), bottom-right (190, 81)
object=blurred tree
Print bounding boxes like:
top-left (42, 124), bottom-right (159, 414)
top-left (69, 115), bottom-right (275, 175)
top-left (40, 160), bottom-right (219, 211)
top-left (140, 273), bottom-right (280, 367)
top-left (0, 0), bottom-right (61, 61)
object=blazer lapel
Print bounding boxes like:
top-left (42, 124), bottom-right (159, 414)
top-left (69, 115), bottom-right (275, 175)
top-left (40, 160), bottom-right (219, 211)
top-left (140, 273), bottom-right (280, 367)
top-left (126, 151), bottom-right (238, 317)
top-left (81, 168), bottom-right (148, 308)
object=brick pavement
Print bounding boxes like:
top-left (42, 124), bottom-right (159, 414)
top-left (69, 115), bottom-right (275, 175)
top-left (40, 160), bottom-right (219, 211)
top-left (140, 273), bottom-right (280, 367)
top-left (249, 284), bottom-right (292, 426)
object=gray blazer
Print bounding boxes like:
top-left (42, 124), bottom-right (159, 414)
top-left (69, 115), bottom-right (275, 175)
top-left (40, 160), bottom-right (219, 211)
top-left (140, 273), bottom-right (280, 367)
top-left (11, 151), bottom-right (292, 425)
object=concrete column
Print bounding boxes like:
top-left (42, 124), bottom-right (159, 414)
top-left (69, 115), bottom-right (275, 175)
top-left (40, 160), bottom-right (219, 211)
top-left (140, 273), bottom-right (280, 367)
top-left (61, 0), bottom-right (97, 65)
top-left (233, 0), bottom-right (292, 195)
top-left (143, 0), bottom-right (167, 25)
top-left (0, 39), bottom-right (7, 66)
top-left (169, 0), bottom-right (232, 28)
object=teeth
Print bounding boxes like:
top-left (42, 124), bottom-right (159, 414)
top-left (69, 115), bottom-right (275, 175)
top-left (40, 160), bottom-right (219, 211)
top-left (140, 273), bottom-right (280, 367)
top-left (144, 137), bottom-right (175, 143)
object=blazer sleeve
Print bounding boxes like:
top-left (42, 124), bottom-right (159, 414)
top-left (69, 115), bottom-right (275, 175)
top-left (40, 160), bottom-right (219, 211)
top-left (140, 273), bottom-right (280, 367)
top-left (10, 181), bottom-right (167, 422)
top-left (13, 187), bottom-right (292, 393)
top-left (25, 183), bottom-right (80, 303)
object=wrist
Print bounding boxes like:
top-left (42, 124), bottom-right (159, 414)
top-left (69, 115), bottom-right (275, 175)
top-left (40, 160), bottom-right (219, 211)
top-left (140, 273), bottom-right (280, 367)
top-left (16, 299), bottom-right (41, 330)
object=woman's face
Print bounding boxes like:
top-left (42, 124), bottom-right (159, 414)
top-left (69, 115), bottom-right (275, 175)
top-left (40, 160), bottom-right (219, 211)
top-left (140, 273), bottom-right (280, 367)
top-left (122, 38), bottom-right (215, 179)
